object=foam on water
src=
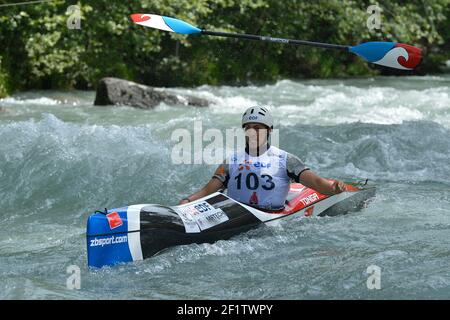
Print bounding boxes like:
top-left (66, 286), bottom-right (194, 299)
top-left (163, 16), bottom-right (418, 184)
top-left (169, 77), bottom-right (450, 128)
top-left (1, 97), bottom-right (60, 105)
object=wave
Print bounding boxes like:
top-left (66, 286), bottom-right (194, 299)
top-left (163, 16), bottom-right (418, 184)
top-left (171, 78), bottom-right (450, 127)
top-left (281, 120), bottom-right (450, 183)
top-left (0, 114), bottom-right (172, 219)
top-left (0, 97), bottom-right (60, 106)
top-left (1, 114), bottom-right (448, 223)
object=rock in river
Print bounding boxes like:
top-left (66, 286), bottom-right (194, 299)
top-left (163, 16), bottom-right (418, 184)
top-left (94, 77), bottom-right (210, 108)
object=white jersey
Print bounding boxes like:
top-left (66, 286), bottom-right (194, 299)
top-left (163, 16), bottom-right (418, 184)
top-left (213, 146), bottom-right (309, 210)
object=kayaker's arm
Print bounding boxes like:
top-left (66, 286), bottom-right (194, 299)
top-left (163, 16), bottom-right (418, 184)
top-left (179, 178), bottom-right (224, 204)
top-left (299, 170), bottom-right (346, 195)
top-left (179, 163), bottom-right (228, 205)
top-left (286, 153), bottom-right (345, 195)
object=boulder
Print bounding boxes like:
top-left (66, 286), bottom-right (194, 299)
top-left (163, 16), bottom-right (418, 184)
top-left (94, 77), bottom-right (210, 108)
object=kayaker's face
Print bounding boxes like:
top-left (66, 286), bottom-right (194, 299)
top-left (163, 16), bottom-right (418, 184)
top-left (244, 123), bottom-right (271, 149)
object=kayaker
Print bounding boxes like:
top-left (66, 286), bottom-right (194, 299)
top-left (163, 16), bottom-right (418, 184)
top-left (179, 106), bottom-right (346, 209)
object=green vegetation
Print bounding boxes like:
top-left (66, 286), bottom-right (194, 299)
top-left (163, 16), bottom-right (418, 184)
top-left (0, 0), bottom-right (449, 95)
top-left (0, 56), bottom-right (9, 98)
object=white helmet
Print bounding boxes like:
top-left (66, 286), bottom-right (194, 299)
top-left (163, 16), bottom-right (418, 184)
top-left (242, 106), bottom-right (273, 129)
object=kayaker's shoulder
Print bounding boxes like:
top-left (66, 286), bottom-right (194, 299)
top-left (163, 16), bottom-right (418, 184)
top-left (267, 145), bottom-right (286, 157)
top-left (283, 150), bottom-right (308, 168)
top-left (269, 146), bottom-right (302, 161)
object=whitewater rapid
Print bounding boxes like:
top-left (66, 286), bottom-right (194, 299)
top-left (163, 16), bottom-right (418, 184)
top-left (0, 75), bottom-right (449, 299)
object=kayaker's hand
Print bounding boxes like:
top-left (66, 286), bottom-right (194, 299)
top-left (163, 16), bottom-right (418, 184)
top-left (179, 198), bottom-right (190, 205)
top-left (331, 180), bottom-right (346, 194)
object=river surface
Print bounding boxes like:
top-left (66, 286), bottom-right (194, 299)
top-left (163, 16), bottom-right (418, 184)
top-left (0, 75), bottom-right (449, 299)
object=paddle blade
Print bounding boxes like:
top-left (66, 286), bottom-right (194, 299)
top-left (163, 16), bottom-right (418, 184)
top-left (130, 14), bottom-right (201, 34)
top-left (349, 42), bottom-right (422, 70)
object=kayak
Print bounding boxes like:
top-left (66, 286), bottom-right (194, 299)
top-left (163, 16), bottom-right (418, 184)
top-left (86, 181), bottom-right (375, 268)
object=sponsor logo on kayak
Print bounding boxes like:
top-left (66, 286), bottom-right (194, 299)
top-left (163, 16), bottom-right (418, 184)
top-left (106, 212), bottom-right (123, 229)
top-left (300, 193), bottom-right (319, 206)
top-left (89, 235), bottom-right (128, 247)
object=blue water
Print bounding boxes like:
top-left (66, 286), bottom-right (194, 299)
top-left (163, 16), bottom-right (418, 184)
top-left (0, 76), bottom-right (449, 299)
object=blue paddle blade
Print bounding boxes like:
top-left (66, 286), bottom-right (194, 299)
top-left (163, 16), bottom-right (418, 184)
top-left (350, 41), bottom-right (422, 70)
top-left (162, 16), bottom-right (201, 34)
top-left (130, 14), bottom-right (201, 35)
top-left (349, 42), bottom-right (396, 62)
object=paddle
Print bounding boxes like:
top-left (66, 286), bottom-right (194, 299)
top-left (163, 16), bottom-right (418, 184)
top-left (130, 13), bottom-right (422, 71)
